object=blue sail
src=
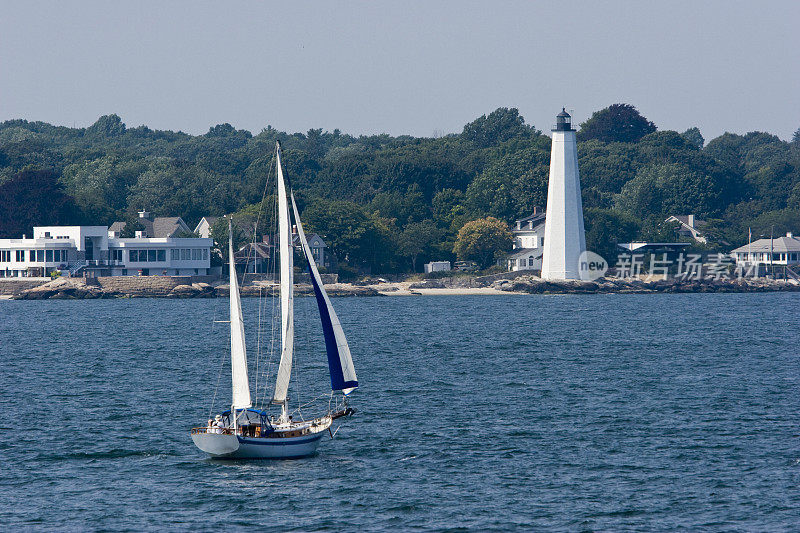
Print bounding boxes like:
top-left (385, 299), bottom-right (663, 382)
top-left (290, 193), bottom-right (358, 393)
top-left (308, 268), bottom-right (359, 391)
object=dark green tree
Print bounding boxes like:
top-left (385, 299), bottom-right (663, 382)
top-left (681, 127), bottom-right (704, 148)
top-left (452, 217), bottom-right (512, 269)
top-left (462, 107), bottom-right (538, 148)
top-left (398, 220), bottom-right (443, 271)
top-left (577, 103), bottom-right (656, 143)
top-left (0, 169), bottom-right (81, 238)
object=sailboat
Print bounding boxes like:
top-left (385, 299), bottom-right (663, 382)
top-left (191, 141), bottom-right (358, 459)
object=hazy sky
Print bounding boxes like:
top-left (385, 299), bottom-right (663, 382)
top-left (2, 1), bottom-right (799, 141)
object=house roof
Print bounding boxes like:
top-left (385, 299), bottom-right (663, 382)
top-left (108, 217), bottom-right (191, 238)
top-left (666, 215), bottom-right (707, 228)
top-left (731, 236), bottom-right (800, 254)
top-left (235, 242), bottom-right (273, 261)
top-left (307, 234), bottom-right (327, 247)
top-left (513, 213), bottom-right (546, 232)
top-left (617, 242), bottom-right (692, 252)
top-left (508, 248), bottom-right (543, 260)
top-left (152, 217), bottom-right (190, 238)
top-left (194, 216), bottom-right (220, 232)
top-left (109, 221), bottom-right (126, 233)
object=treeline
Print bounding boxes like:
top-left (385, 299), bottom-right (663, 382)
top-left (1, 105), bottom-right (799, 272)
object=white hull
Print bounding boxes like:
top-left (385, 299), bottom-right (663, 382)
top-left (192, 431), bottom-right (326, 459)
top-left (192, 415), bottom-right (333, 459)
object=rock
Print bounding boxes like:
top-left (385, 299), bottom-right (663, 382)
top-left (170, 284), bottom-right (199, 298)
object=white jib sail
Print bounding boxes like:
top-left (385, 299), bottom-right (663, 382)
top-left (228, 218), bottom-right (252, 408)
top-left (290, 193), bottom-right (358, 394)
top-left (272, 144), bottom-right (294, 404)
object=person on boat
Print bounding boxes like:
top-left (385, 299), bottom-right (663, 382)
top-left (206, 419), bottom-right (213, 432)
top-left (212, 415), bottom-right (224, 434)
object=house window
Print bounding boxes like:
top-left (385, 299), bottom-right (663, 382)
top-left (181, 249), bottom-right (189, 260)
top-left (192, 249), bottom-right (199, 260)
top-left (519, 258), bottom-right (526, 267)
top-left (0, 250), bottom-right (9, 262)
top-left (111, 249), bottom-right (122, 262)
top-left (157, 250), bottom-right (166, 262)
top-left (16, 250), bottom-right (24, 262)
top-left (45, 250), bottom-right (53, 262)
top-left (36, 250), bottom-right (44, 262)
top-left (29, 250), bottom-right (35, 261)
top-left (171, 249), bottom-right (179, 261)
top-left (148, 249), bottom-right (157, 262)
top-left (129, 250), bottom-right (138, 262)
top-left (202, 249), bottom-right (208, 260)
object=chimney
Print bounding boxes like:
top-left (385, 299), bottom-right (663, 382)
top-left (138, 210), bottom-right (152, 221)
top-left (135, 230), bottom-right (145, 238)
top-left (533, 206), bottom-right (538, 215)
top-left (787, 232), bottom-right (794, 238)
top-left (687, 214), bottom-right (695, 227)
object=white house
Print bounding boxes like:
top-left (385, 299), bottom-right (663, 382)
top-left (194, 216), bottom-right (219, 239)
top-left (665, 214), bottom-right (707, 244)
top-left (424, 261), bottom-right (451, 274)
top-left (730, 232), bottom-right (800, 269)
top-left (307, 234), bottom-right (331, 269)
top-left (0, 224), bottom-right (213, 278)
top-left (507, 210), bottom-right (546, 272)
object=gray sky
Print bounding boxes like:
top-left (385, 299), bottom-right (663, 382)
top-left (2, 1), bottom-right (799, 141)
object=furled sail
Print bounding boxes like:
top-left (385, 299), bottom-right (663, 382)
top-left (228, 218), bottom-right (252, 408)
top-left (272, 143), bottom-right (295, 404)
top-left (290, 193), bottom-right (358, 394)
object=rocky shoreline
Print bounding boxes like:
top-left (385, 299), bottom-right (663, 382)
top-left (6, 277), bottom-right (380, 300)
top-left (2, 273), bottom-right (798, 300)
top-left (489, 275), bottom-right (800, 294)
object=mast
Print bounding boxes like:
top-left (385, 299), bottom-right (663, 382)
top-left (228, 217), bottom-right (251, 411)
top-left (272, 142), bottom-right (294, 419)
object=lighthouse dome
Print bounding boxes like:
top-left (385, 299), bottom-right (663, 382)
top-left (553, 108), bottom-right (574, 132)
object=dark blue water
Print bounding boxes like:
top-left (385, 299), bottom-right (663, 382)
top-left (1, 293), bottom-right (799, 531)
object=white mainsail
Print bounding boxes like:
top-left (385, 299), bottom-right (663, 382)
top-left (272, 144), bottom-right (294, 405)
top-left (290, 193), bottom-right (358, 394)
top-left (228, 218), bottom-right (252, 408)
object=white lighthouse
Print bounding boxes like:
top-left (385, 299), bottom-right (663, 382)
top-left (541, 108), bottom-right (586, 281)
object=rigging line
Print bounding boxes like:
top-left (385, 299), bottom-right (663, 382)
top-left (242, 153), bottom-right (276, 287)
top-left (258, 184), bottom-right (276, 407)
top-left (259, 186), bottom-right (280, 407)
top-left (208, 325), bottom-right (230, 418)
top-left (254, 285), bottom-right (262, 404)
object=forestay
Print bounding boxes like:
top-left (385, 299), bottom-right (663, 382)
top-left (290, 193), bottom-right (358, 393)
top-left (272, 145), bottom-right (295, 404)
top-left (228, 219), bottom-right (252, 408)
